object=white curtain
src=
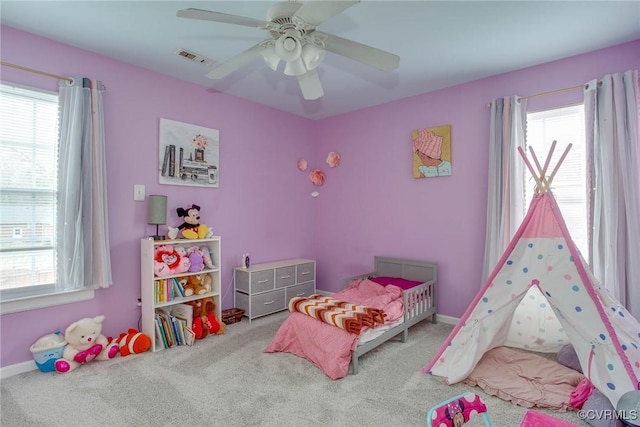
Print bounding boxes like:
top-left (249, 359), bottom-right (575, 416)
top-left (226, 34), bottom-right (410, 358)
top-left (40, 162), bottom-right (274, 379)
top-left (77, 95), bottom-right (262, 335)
top-left (481, 96), bottom-right (528, 282)
top-left (585, 69), bottom-right (640, 318)
top-left (56, 78), bottom-right (112, 291)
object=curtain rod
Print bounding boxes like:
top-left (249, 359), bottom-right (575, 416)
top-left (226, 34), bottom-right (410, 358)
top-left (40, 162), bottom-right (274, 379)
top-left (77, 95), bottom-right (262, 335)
top-left (1, 61), bottom-right (73, 83)
top-left (519, 83), bottom-right (587, 100)
top-left (485, 82), bottom-right (598, 108)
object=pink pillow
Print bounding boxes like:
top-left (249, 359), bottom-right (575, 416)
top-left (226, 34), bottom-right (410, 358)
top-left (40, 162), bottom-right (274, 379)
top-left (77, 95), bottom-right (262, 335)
top-left (370, 276), bottom-right (422, 290)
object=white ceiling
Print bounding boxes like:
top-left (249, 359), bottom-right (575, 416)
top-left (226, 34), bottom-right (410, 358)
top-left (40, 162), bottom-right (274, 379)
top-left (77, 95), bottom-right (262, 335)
top-left (2, 1), bottom-right (639, 120)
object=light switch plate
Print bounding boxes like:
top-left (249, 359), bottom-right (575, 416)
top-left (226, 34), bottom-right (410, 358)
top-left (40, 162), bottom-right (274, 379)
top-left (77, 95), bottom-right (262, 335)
top-left (133, 184), bottom-right (145, 201)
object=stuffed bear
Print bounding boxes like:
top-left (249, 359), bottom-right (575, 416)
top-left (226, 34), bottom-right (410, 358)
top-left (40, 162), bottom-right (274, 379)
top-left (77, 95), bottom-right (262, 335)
top-left (167, 204), bottom-right (213, 240)
top-left (188, 297), bottom-right (225, 339)
top-left (111, 328), bottom-right (151, 357)
top-left (55, 315), bottom-right (119, 373)
top-left (154, 244), bottom-right (191, 277)
top-left (182, 274), bottom-right (209, 297)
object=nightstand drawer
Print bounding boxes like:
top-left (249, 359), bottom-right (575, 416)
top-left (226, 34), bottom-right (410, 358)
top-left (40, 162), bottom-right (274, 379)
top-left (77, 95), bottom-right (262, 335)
top-left (296, 262), bottom-right (315, 283)
top-left (275, 266), bottom-right (296, 288)
top-left (286, 281), bottom-right (315, 303)
top-left (251, 269), bottom-right (275, 293)
top-left (250, 289), bottom-right (286, 317)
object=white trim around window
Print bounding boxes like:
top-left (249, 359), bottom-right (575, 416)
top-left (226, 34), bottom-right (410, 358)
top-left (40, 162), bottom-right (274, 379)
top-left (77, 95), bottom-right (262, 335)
top-left (0, 288), bottom-right (94, 314)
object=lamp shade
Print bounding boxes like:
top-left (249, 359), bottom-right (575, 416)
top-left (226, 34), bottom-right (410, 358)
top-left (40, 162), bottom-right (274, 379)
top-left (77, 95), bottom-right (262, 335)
top-left (301, 44), bottom-right (325, 70)
top-left (275, 32), bottom-right (302, 63)
top-left (284, 57), bottom-right (307, 76)
top-left (261, 44), bottom-right (281, 71)
top-left (147, 195), bottom-right (167, 225)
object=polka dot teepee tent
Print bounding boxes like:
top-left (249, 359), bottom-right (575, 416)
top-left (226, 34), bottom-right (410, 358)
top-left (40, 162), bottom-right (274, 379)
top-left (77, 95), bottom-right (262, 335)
top-left (424, 143), bottom-right (640, 407)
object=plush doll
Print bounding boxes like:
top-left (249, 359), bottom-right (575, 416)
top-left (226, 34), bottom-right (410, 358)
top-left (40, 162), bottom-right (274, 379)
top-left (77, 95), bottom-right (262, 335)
top-left (154, 244), bottom-right (191, 277)
top-left (188, 297), bottom-right (225, 339)
top-left (167, 204), bottom-right (213, 240)
top-left (55, 315), bottom-right (119, 373)
top-left (187, 246), bottom-right (205, 272)
top-left (111, 328), bottom-right (151, 357)
top-left (201, 246), bottom-right (214, 269)
top-left (182, 274), bottom-right (208, 297)
top-left (201, 274), bottom-right (213, 293)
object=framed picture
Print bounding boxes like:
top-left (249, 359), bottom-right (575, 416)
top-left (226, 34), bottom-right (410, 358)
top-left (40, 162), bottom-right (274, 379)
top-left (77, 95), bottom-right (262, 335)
top-left (412, 124), bottom-right (452, 178)
top-left (159, 118), bottom-right (219, 188)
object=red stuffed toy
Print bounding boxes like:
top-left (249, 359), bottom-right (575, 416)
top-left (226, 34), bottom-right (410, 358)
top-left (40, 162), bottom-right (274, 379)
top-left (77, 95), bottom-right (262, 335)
top-left (112, 328), bottom-right (151, 356)
top-left (188, 297), bottom-right (225, 339)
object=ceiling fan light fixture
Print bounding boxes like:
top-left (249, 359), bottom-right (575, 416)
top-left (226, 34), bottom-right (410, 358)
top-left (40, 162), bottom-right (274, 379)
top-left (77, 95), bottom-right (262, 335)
top-left (261, 44), bottom-right (281, 71)
top-left (283, 57), bottom-right (307, 76)
top-left (301, 43), bottom-right (325, 70)
top-left (275, 33), bottom-right (302, 62)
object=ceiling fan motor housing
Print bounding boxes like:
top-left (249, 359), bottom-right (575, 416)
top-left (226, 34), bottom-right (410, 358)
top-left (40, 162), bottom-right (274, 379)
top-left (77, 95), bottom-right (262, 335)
top-left (267, 1), bottom-right (308, 38)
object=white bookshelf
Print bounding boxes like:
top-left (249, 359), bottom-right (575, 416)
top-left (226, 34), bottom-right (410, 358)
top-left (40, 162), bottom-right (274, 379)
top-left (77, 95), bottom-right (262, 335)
top-left (140, 236), bottom-right (221, 351)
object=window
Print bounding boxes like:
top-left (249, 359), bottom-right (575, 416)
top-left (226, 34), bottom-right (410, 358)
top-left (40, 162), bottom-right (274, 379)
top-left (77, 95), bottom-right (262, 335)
top-left (0, 83), bottom-right (59, 301)
top-left (526, 104), bottom-right (588, 262)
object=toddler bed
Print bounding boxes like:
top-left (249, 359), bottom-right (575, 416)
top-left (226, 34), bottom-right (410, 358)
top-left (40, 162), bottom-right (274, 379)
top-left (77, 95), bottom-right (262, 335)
top-left (264, 256), bottom-right (437, 379)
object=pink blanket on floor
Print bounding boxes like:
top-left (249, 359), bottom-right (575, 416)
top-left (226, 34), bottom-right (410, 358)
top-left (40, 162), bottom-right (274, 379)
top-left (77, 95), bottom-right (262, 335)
top-left (264, 279), bottom-right (405, 379)
top-left (464, 347), bottom-right (585, 412)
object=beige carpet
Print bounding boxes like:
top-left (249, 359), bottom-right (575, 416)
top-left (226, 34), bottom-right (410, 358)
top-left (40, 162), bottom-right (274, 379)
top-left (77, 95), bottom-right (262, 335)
top-left (0, 311), bottom-right (588, 426)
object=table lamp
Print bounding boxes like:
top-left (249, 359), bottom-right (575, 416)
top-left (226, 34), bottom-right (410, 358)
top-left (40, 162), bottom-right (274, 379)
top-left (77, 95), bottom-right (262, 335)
top-left (147, 195), bottom-right (167, 240)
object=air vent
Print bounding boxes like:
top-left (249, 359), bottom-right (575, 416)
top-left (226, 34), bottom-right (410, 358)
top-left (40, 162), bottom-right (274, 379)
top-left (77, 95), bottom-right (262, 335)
top-left (175, 48), bottom-right (213, 66)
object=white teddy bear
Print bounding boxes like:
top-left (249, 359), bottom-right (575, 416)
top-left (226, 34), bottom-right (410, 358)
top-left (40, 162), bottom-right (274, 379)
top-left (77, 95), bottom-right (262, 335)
top-left (54, 315), bottom-right (119, 373)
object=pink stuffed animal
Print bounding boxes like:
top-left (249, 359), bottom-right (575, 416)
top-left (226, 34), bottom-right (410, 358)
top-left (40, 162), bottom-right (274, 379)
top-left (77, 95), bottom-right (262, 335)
top-left (154, 245), bottom-right (191, 277)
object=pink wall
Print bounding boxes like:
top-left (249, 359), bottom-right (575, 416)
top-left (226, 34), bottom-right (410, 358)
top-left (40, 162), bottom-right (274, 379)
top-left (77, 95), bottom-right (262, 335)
top-left (0, 24), bottom-right (638, 368)
top-left (312, 39), bottom-right (640, 318)
top-left (0, 26), bottom-right (317, 367)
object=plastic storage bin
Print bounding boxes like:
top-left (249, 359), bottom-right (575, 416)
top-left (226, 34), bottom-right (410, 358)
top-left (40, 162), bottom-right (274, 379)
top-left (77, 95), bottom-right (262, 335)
top-left (30, 331), bottom-right (66, 373)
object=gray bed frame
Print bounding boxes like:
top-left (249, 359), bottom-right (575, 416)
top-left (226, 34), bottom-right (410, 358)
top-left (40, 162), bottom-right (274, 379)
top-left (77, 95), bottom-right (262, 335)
top-left (342, 256), bottom-right (438, 374)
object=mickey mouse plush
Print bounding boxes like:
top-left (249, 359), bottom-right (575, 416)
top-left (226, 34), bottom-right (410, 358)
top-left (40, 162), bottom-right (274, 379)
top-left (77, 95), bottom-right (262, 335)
top-left (168, 204), bottom-right (213, 240)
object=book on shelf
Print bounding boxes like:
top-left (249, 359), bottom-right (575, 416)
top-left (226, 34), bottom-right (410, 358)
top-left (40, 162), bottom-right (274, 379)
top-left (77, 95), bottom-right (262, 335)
top-left (172, 277), bottom-right (186, 298)
top-left (161, 145), bottom-right (170, 176)
top-left (161, 314), bottom-right (175, 347)
top-left (170, 316), bottom-right (182, 346)
top-left (183, 326), bottom-right (196, 346)
top-left (170, 303), bottom-right (193, 329)
top-left (168, 144), bottom-right (176, 177)
top-left (155, 314), bottom-right (169, 349)
top-left (173, 317), bottom-right (186, 346)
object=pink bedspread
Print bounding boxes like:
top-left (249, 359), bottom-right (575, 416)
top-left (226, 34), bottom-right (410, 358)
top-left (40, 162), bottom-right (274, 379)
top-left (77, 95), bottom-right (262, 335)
top-left (264, 279), bottom-right (405, 379)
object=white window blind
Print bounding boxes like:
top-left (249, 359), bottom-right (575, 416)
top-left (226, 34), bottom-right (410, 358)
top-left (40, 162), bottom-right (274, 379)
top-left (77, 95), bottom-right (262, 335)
top-left (0, 83), bottom-right (59, 298)
top-left (526, 104), bottom-right (588, 262)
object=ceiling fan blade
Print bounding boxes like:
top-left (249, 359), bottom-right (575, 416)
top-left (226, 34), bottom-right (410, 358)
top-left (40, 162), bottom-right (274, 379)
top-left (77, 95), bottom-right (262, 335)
top-left (206, 43), bottom-right (267, 79)
top-left (297, 69), bottom-right (324, 100)
top-left (293, 0), bottom-right (359, 27)
top-left (317, 31), bottom-right (400, 73)
top-left (177, 8), bottom-right (269, 28)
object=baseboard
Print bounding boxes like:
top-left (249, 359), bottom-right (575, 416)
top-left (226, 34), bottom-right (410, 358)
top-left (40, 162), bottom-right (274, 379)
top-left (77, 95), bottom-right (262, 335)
top-left (1, 360), bottom-right (37, 379)
top-left (435, 314), bottom-right (459, 325)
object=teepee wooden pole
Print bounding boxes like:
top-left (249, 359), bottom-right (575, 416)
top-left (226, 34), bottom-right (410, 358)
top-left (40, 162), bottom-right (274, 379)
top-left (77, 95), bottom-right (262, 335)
top-left (517, 147), bottom-right (543, 190)
top-left (548, 143), bottom-right (573, 183)
top-left (541, 140), bottom-right (557, 178)
top-left (528, 146), bottom-right (552, 191)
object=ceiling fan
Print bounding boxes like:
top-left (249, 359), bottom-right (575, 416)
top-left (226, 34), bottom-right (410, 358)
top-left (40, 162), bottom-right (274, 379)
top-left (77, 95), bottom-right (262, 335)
top-left (176, 0), bottom-right (400, 100)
